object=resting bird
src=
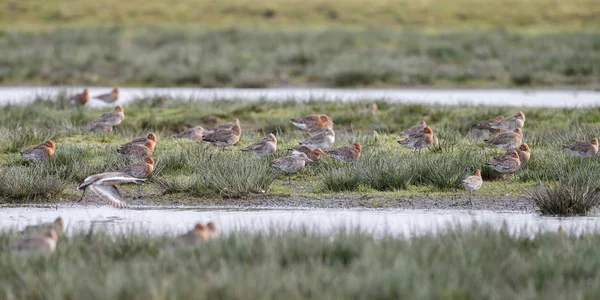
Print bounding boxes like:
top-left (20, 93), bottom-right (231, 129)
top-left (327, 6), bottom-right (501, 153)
top-left (77, 172), bottom-right (145, 208)
top-left (563, 137), bottom-right (598, 163)
top-left (271, 152), bottom-right (313, 181)
top-left (486, 150), bottom-right (521, 174)
top-left (484, 128), bottom-right (523, 150)
top-left (399, 121), bottom-right (427, 140)
top-left (119, 132), bottom-right (158, 152)
top-left (290, 114), bottom-right (333, 131)
top-left (298, 128), bottom-right (335, 149)
top-left (288, 146), bottom-right (328, 163)
top-left (117, 157), bottom-right (155, 198)
top-left (172, 126), bottom-right (205, 141)
top-left (241, 133), bottom-right (277, 156)
top-left (489, 111), bottom-right (525, 131)
top-left (21, 140), bottom-right (55, 161)
top-left (202, 120), bottom-right (241, 149)
top-left (398, 126), bottom-right (434, 150)
top-left (117, 140), bottom-right (154, 159)
top-left (89, 105), bottom-right (125, 127)
top-left (326, 142), bottom-right (361, 163)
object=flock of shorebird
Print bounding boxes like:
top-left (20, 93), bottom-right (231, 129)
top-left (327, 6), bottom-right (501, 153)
top-left (9, 217), bottom-right (218, 255)
top-left (17, 88), bottom-right (600, 209)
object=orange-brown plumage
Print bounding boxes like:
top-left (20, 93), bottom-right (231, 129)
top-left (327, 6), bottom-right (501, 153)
top-left (325, 142), bottom-right (362, 162)
top-left (118, 157), bottom-right (154, 178)
top-left (21, 140), bottom-right (55, 161)
top-left (72, 88), bottom-right (89, 105)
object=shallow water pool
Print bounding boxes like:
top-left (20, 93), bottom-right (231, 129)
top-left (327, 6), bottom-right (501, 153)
top-left (0, 87), bottom-right (598, 108)
top-left (2, 205), bottom-right (598, 237)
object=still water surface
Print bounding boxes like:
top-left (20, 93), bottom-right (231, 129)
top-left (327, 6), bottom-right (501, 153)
top-left (1, 205), bottom-right (598, 237)
top-left (0, 87), bottom-right (598, 108)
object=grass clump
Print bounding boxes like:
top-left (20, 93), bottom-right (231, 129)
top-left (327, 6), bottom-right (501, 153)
top-left (158, 146), bottom-right (278, 197)
top-left (0, 164), bottom-right (70, 201)
top-left (531, 181), bottom-right (600, 216)
top-left (322, 151), bottom-right (411, 192)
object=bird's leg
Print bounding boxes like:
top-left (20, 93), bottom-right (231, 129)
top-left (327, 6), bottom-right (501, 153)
top-left (469, 191), bottom-right (473, 207)
top-left (74, 188), bottom-right (87, 206)
top-left (136, 183), bottom-right (144, 199)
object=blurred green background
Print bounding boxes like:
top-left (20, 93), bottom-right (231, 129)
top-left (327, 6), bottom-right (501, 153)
top-left (1, 0), bottom-right (599, 87)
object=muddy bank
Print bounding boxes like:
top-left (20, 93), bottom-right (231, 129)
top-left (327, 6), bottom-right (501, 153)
top-left (122, 193), bottom-right (536, 212)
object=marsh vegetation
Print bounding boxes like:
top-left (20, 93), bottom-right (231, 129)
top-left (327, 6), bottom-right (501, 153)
top-left (0, 225), bottom-right (596, 298)
top-left (0, 96), bottom-right (599, 215)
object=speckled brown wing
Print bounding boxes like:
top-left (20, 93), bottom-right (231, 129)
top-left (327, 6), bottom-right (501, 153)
top-left (270, 156), bottom-right (305, 173)
top-left (91, 111), bottom-right (124, 126)
top-left (485, 132), bottom-right (522, 149)
top-left (487, 155), bottom-right (520, 174)
top-left (202, 129), bottom-right (240, 146)
top-left (563, 140), bottom-right (598, 157)
top-left (173, 126), bottom-right (204, 141)
top-left (117, 144), bottom-right (153, 158)
top-left (326, 146), bottom-right (359, 162)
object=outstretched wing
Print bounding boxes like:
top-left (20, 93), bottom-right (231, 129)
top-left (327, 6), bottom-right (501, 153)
top-left (90, 185), bottom-right (128, 208)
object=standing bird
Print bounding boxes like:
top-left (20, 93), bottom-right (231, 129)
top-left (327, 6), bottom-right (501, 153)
top-left (172, 126), bottom-right (205, 142)
top-left (298, 127), bottom-right (335, 149)
top-left (563, 137), bottom-right (598, 163)
top-left (117, 140), bottom-right (154, 159)
top-left (202, 121), bottom-right (242, 149)
top-left (120, 133), bottom-right (158, 152)
top-left (290, 114), bottom-right (333, 131)
top-left (484, 128), bottom-right (523, 150)
top-left (271, 152), bottom-right (313, 181)
top-left (93, 87), bottom-right (119, 103)
top-left (462, 169), bottom-right (483, 206)
top-left (23, 217), bottom-right (64, 235)
top-left (241, 133), bottom-right (277, 156)
top-left (21, 140), bottom-right (55, 162)
top-left (118, 157), bottom-right (154, 198)
top-left (71, 88), bottom-right (89, 105)
top-left (77, 172), bottom-right (146, 208)
top-left (490, 111), bottom-right (525, 131)
top-left (89, 105), bottom-right (125, 127)
top-left (326, 142), bottom-right (361, 163)
top-left (288, 146), bottom-right (328, 163)
top-left (399, 121), bottom-right (427, 140)
top-left (487, 150), bottom-right (521, 175)
top-left (12, 229), bottom-right (59, 255)
top-left (398, 126), bottom-right (434, 150)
